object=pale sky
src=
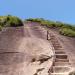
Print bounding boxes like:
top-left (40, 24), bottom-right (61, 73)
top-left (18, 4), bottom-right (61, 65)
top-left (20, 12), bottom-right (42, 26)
top-left (0, 0), bottom-right (75, 24)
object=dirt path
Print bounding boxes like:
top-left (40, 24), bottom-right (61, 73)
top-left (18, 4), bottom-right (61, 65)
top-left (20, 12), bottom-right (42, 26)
top-left (0, 23), bottom-right (54, 75)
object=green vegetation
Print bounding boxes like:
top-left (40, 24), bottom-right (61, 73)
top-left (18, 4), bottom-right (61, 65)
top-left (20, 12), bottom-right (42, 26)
top-left (0, 26), bottom-right (2, 31)
top-left (59, 28), bottom-right (75, 37)
top-left (25, 18), bottom-right (75, 37)
top-left (0, 15), bottom-right (23, 31)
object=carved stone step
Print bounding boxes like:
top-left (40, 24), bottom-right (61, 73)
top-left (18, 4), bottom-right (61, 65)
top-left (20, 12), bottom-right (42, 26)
top-left (55, 54), bottom-right (68, 59)
top-left (54, 48), bottom-right (64, 50)
top-left (54, 47), bottom-right (62, 50)
top-left (51, 40), bottom-right (59, 43)
top-left (53, 66), bottom-right (70, 73)
top-left (54, 62), bottom-right (70, 66)
top-left (55, 58), bottom-right (69, 62)
top-left (55, 51), bottom-right (65, 54)
top-left (53, 45), bottom-right (62, 48)
top-left (52, 42), bottom-right (60, 45)
top-left (51, 73), bottom-right (68, 75)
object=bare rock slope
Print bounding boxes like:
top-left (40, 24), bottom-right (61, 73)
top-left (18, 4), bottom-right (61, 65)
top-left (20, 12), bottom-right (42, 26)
top-left (0, 23), bottom-right (54, 75)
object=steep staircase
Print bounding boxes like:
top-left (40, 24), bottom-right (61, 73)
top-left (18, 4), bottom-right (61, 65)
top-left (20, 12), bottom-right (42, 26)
top-left (48, 33), bottom-right (71, 75)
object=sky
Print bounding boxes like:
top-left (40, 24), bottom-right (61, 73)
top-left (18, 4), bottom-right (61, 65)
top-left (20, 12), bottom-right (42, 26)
top-left (0, 0), bottom-right (75, 24)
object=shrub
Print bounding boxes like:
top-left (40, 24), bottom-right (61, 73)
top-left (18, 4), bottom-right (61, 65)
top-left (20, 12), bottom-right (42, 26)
top-left (26, 18), bottom-right (42, 23)
top-left (0, 25), bottom-right (2, 31)
top-left (25, 18), bottom-right (75, 37)
top-left (5, 15), bottom-right (23, 27)
top-left (25, 18), bottom-right (64, 28)
top-left (0, 15), bottom-right (23, 27)
top-left (59, 28), bottom-right (75, 37)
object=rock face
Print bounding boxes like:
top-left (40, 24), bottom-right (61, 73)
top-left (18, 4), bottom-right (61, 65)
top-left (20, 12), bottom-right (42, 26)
top-left (0, 24), bottom-right (54, 75)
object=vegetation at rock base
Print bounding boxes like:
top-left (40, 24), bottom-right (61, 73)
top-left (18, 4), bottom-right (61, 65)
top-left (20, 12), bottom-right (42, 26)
top-left (0, 26), bottom-right (2, 31)
top-left (25, 18), bottom-right (75, 37)
top-left (59, 28), bottom-right (75, 37)
top-left (0, 15), bottom-right (23, 30)
top-left (0, 16), bottom-right (75, 37)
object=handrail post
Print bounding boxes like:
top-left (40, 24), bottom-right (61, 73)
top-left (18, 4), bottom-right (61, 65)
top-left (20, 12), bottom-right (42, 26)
top-left (47, 30), bottom-right (49, 40)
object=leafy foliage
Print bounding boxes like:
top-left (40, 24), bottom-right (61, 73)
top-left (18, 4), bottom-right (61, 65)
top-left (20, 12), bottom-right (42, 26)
top-left (26, 18), bottom-right (43, 23)
top-left (0, 15), bottom-right (23, 29)
top-left (59, 28), bottom-right (75, 37)
top-left (5, 15), bottom-right (23, 27)
top-left (0, 26), bottom-right (2, 31)
top-left (25, 18), bottom-right (75, 37)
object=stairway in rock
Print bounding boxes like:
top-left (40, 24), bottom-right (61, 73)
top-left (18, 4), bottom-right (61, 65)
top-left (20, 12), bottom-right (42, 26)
top-left (49, 33), bottom-right (71, 75)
